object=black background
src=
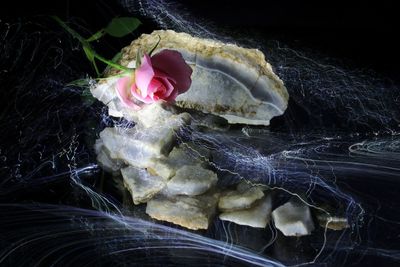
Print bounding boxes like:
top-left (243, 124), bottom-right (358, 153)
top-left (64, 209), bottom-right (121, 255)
top-left (1, 2), bottom-right (399, 266)
top-left (2, 0), bottom-right (399, 80)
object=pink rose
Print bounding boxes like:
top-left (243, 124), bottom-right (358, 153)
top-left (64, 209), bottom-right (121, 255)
top-left (116, 49), bottom-right (192, 110)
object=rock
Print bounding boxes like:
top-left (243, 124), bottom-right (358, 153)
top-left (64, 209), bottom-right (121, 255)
top-left (165, 165), bottom-right (218, 196)
top-left (219, 195), bottom-right (272, 228)
top-left (316, 213), bottom-right (349, 231)
top-left (272, 200), bottom-right (315, 236)
top-left (218, 181), bottom-right (265, 211)
top-left (98, 114), bottom-right (187, 168)
top-left (102, 30), bottom-right (288, 126)
top-left (121, 166), bottom-right (166, 204)
top-left (146, 192), bottom-right (220, 230)
top-left (90, 78), bottom-right (121, 117)
top-left (149, 144), bottom-right (209, 180)
top-left (94, 139), bottom-right (124, 173)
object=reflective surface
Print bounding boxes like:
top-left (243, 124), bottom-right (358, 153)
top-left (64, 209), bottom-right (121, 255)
top-left (1, 1), bottom-right (400, 266)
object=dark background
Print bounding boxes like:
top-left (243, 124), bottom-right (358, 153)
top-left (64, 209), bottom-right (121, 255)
top-left (2, 0), bottom-right (399, 80)
top-left (1, 1), bottom-right (399, 266)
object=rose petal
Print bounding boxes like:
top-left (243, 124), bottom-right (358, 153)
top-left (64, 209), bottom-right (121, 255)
top-left (164, 88), bottom-right (179, 102)
top-left (116, 77), bottom-right (141, 110)
top-left (135, 54), bottom-right (154, 97)
top-left (153, 69), bottom-right (176, 98)
top-left (131, 83), bottom-right (155, 104)
top-left (151, 49), bottom-right (192, 94)
top-left (147, 78), bottom-right (164, 95)
top-left (157, 77), bottom-right (175, 99)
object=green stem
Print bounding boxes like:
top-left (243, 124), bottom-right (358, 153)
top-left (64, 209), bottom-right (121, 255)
top-left (93, 53), bottom-right (131, 72)
top-left (52, 16), bottom-right (133, 74)
top-left (86, 29), bottom-right (106, 42)
top-left (52, 16), bottom-right (87, 44)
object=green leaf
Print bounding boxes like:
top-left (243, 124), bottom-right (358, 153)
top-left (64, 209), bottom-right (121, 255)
top-left (105, 17), bottom-right (141, 38)
top-left (86, 29), bottom-right (106, 42)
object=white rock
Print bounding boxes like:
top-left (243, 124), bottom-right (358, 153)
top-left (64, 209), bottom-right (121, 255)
top-left (121, 166), bottom-right (166, 204)
top-left (102, 30), bottom-right (288, 126)
top-left (150, 144), bottom-right (208, 180)
top-left (272, 200), bottom-right (315, 236)
top-left (219, 195), bottom-right (272, 228)
top-left (146, 192), bottom-right (220, 230)
top-left (165, 165), bottom-right (218, 196)
top-left (218, 182), bottom-right (265, 211)
top-left (134, 102), bottom-right (182, 128)
top-left (98, 115), bottom-right (187, 168)
top-left (94, 139), bottom-right (123, 173)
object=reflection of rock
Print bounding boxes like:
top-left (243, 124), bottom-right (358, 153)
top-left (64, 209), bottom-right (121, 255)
top-left (272, 200), bottom-right (315, 236)
top-left (146, 192), bottom-right (220, 230)
top-left (316, 213), bottom-right (349, 231)
top-left (219, 195), bottom-right (272, 228)
top-left (98, 30), bottom-right (288, 126)
top-left (218, 182), bottom-right (265, 211)
top-left (121, 167), bottom-right (166, 204)
top-left (165, 165), bottom-right (218, 196)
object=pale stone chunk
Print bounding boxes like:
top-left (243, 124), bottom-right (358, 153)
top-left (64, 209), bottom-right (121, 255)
top-left (98, 115), bottom-right (187, 168)
top-left (96, 147), bottom-right (123, 173)
top-left (90, 77), bottom-right (119, 113)
top-left (316, 213), bottom-right (349, 231)
top-left (219, 195), bottom-right (272, 228)
top-left (272, 200), bottom-right (315, 236)
top-left (218, 182), bottom-right (264, 211)
top-left (149, 144), bottom-right (208, 180)
top-left (134, 102), bottom-right (183, 128)
top-left (121, 167), bottom-right (166, 204)
top-left (146, 192), bottom-right (219, 230)
top-left (99, 127), bottom-right (168, 168)
top-left (165, 165), bottom-right (218, 196)
top-left (99, 30), bottom-right (288, 126)
top-left (94, 140), bottom-right (123, 173)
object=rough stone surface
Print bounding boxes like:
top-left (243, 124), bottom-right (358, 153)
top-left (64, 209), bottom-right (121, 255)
top-left (146, 192), bottom-right (220, 230)
top-left (165, 165), bottom-right (218, 196)
top-left (98, 115), bottom-right (187, 168)
top-left (218, 182), bottom-right (265, 211)
top-left (96, 30), bottom-right (288, 126)
top-left (121, 166), bottom-right (166, 204)
top-left (219, 195), bottom-right (272, 228)
top-left (94, 139), bottom-right (124, 173)
top-left (149, 144), bottom-right (208, 180)
top-left (272, 200), bottom-right (315, 236)
top-left (316, 213), bottom-right (349, 231)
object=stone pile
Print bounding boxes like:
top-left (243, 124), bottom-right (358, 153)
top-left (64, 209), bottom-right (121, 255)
top-left (91, 30), bottom-right (348, 234)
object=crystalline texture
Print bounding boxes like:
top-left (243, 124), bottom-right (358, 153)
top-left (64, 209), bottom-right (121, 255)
top-left (94, 30), bottom-right (289, 126)
top-left (272, 200), bottom-right (315, 236)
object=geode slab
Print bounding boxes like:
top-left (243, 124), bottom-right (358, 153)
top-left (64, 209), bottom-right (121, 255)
top-left (95, 30), bottom-right (288, 126)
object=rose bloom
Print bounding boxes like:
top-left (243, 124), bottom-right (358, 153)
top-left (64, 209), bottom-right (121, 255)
top-left (116, 49), bottom-right (192, 110)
